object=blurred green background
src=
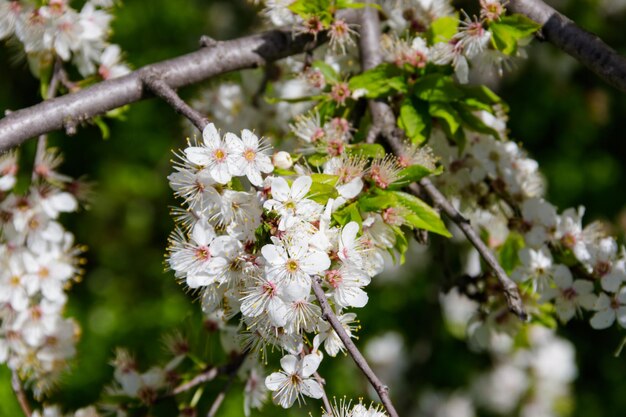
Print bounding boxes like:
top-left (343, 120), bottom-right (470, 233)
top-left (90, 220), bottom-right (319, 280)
top-left (1, 1), bottom-right (626, 416)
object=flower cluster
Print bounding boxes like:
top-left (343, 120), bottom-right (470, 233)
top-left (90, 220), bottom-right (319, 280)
top-left (167, 122), bottom-right (404, 410)
top-left (427, 94), bottom-right (626, 340)
top-left (0, 149), bottom-right (84, 397)
top-left (0, 0), bottom-right (129, 79)
top-left (380, 0), bottom-right (526, 83)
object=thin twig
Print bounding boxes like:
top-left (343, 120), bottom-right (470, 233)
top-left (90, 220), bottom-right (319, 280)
top-left (313, 371), bottom-right (333, 415)
top-left (509, 0), bottom-right (626, 93)
top-left (311, 278), bottom-right (400, 417)
top-left (142, 72), bottom-right (209, 132)
top-left (412, 180), bottom-right (527, 320)
top-left (11, 371), bottom-right (32, 417)
top-left (206, 371), bottom-right (237, 417)
top-left (172, 366), bottom-right (220, 396)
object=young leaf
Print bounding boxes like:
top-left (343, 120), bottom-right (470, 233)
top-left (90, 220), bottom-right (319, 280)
top-left (398, 98), bottom-right (431, 144)
top-left (308, 181), bottom-right (338, 203)
top-left (347, 143), bottom-right (386, 158)
top-left (389, 164), bottom-right (443, 189)
top-left (489, 14), bottom-right (541, 55)
top-left (313, 60), bottom-right (339, 84)
top-left (349, 63), bottom-right (407, 98)
top-left (392, 191), bottom-right (451, 237)
top-left (427, 15), bottom-right (459, 44)
top-left (499, 232), bottom-right (525, 274)
top-left (413, 74), bottom-right (464, 102)
top-left (332, 202), bottom-right (363, 226)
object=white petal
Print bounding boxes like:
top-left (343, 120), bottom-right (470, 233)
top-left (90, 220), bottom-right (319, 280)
top-left (203, 123), bottom-right (220, 147)
top-left (241, 129), bottom-right (259, 148)
top-left (291, 176), bottom-right (312, 200)
top-left (262, 244), bottom-right (287, 265)
top-left (300, 250), bottom-right (331, 275)
top-left (301, 379), bottom-right (323, 399)
top-left (280, 354), bottom-right (298, 374)
top-left (590, 309), bottom-right (615, 329)
top-left (185, 147), bottom-right (210, 166)
top-left (211, 162), bottom-right (232, 184)
top-left (300, 353), bottom-right (322, 378)
top-left (265, 372), bottom-right (287, 390)
top-left (553, 264), bottom-right (573, 289)
top-left (271, 177), bottom-right (291, 201)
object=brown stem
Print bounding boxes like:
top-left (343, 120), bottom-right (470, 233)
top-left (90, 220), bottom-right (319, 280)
top-left (11, 371), bottom-right (32, 417)
top-left (313, 371), bottom-right (333, 415)
top-left (311, 278), bottom-right (400, 417)
top-left (412, 180), bottom-right (527, 320)
top-left (142, 72), bottom-right (209, 132)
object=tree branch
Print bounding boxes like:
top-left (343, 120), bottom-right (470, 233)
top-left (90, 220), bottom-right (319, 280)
top-left (11, 371), bottom-right (32, 417)
top-left (356, 7), bottom-right (527, 321)
top-left (358, 6), bottom-right (397, 144)
top-left (0, 11), bottom-right (357, 152)
top-left (142, 72), bottom-right (209, 132)
top-left (509, 0), bottom-right (626, 92)
top-left (311, 278), bottom-right (400, 417)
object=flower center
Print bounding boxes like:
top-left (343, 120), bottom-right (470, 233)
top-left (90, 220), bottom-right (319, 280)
top-left (214, 149), bottom-right (226, 161)
top-left (195, 246), bottom-right (211, 261)
top-left (286, 259), bottom-right (299, 273)
top-left (325, 270), bottom-right (343, 288)
top-left (244, 149), bottom-right (256, 162)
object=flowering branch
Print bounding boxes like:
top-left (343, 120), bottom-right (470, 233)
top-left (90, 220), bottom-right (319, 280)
top-left (311, 277), bottom-right (400, 417)
top-left (0, 11), bottom-right (357, 152)
top-left (356, 7), bottom-right (527, 320)
top-left (413, 181), bottom-right (528, 320)
top-left (142, 72), bottom-right (209, 132)
top-left (509, 0), bottom-right (626, 92)
top-left (11, 371), bottom-right (32, 417)
top-left (313, 371), bottom-right (333, 415)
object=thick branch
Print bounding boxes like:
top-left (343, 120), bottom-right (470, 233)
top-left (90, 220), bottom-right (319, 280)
top-left (311, 278), bottom-right (400, 417)
top-left (509, 0), bottom-right (626, 92)
top-left (142, 72), bottom-right (209, 132)
top-left (11, 371), bottom-right (32, 417)
top-left (358, 6), bottom-right (396, 144)
top-left (0, 11), bottom-right (357, 152)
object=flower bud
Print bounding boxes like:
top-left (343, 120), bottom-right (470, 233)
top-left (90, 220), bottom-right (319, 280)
top-left (272, 151), bottom-right (293, 169)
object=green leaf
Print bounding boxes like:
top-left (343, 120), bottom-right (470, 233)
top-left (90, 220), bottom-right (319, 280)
top-left (346, 143), bottom-right (386, 158)
top-left (313, 60), bottom-right (339, 84)
top-left (349, 63), bottom-right (407, 98)
top-left (390, 224), bottom-right (409, 264)
top-left (307, 181), bottom-right (338, 203)
top-left (489, 14), bottom-right (541, 55)
top-left (427, 15), bottom-right (459, 44)
top-left (429, 101), bottom-right (461, 135)
top-left (391, 191), bottom-right (451, 237)
top-left (93, 116), bottom-right (110, 140)
top-left (315, 100), bottom-right (337, 121)
top-left (308, 153), bottom-right (329, 167)
top-left (358, 193), bottom-right (396, 212)
top-left (311, 173), bottom-right (339, 186)
top-left (389, 164), bottom-right (443, 189)
top-left (499, 232), bottom-right (525, 274)
top-left (413, 74), bottom-right (464, 102)
top-left (335, 0), bottom-right (382, 10)
top-left (458, 84), bottom-right (505, 113)
top-left (289, 0), bottom-right (331, 19)
top-left (453, 102), bottom-right (501, 138)
top-left (398, 98), bottom-right (431, 144)
top-left (332, 202), bottom-right (362, 226)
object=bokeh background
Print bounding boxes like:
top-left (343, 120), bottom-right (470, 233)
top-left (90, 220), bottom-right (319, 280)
top-left (1, 0), bottom-right (626, 416)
